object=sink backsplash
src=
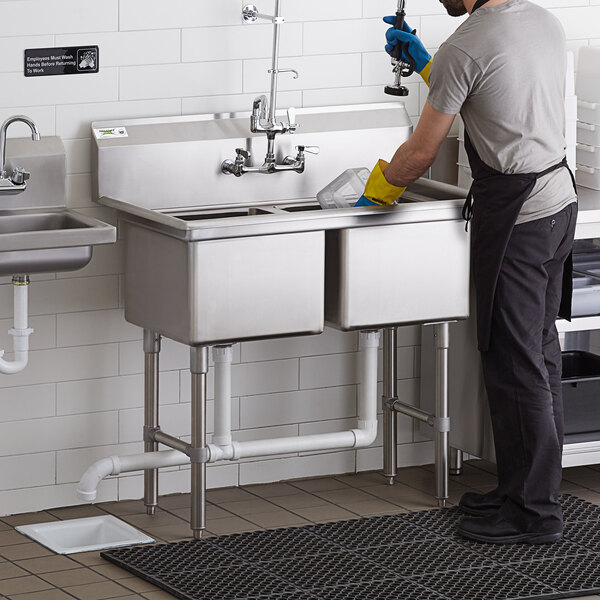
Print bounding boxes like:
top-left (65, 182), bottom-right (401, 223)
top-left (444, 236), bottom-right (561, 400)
top-left (2, 137), bottom-right (66, 210)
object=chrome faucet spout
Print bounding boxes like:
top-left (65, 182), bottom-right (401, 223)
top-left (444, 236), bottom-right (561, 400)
top-left (0, 115), bottom-right (41, 180)
top-left (0, 115), bottom-right (40, 194)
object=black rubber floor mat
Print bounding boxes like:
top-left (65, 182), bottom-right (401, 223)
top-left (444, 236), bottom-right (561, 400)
top-left (102, 493), bottom-right (600, 600)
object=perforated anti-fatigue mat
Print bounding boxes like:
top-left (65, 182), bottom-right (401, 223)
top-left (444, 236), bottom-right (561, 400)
top-left (102, 494), bottom-right (600, 600)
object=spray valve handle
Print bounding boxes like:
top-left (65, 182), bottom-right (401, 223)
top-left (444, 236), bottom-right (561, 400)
top-left (235, 148), bottom-right (251, 162)
top-left (296, 145), bottom-right (320, 155)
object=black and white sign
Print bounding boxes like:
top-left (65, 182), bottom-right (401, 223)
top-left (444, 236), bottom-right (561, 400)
top-left (24, 46), bottom-right (99, 77)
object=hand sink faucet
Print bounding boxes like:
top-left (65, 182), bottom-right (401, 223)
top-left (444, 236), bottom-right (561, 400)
top-left (0, 115), bottom-right (41, 194)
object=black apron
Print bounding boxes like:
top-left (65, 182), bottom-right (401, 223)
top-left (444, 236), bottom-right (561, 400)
top-left (462, 0), bottom-right (577, 352)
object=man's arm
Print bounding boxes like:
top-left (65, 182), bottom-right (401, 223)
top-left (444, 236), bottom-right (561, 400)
top-left (384, 101), bottom-right (457, 188)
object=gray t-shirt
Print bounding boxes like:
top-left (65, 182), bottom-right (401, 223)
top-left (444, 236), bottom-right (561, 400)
top-left (428, 0), bottom-right (577, 224)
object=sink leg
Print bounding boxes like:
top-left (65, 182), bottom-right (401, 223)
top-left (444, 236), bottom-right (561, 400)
top-left (143, 330), bottom-right (161, 516)
top-left (190, 346), bottom-right (209, 539)
top-left (382, 328), bottom-right (397, 486)
top-left (450, 447), bottom-right (463, 476)
top-left (434, 323), bottom-right (450, 508)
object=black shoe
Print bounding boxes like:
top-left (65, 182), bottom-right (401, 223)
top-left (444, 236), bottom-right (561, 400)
top-left (458, 512), bottom-right (562, 545)
top-left (459, 489), bottom-right (504, 517)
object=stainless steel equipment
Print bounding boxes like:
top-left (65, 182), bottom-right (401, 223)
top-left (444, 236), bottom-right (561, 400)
top-left (0, 135), bottom-right (115, 276)
top-left (0, 116), bottom-right (40, 194)
top-left (93, 103), bottom-right (470, 534)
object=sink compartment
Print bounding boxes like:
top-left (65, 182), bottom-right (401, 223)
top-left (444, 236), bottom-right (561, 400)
top-left (170, 208), bottom-right (275, 222)
top-left (0, 212), bottom-right (92, 234)
top-left (0, 246), bottom-right (92, 276)
top-left (280, 204), bottom-right (322, 213)
top-left (325, 220), bottom-right (470, 330)
top-left (124, 223), bottom-right (325, 346)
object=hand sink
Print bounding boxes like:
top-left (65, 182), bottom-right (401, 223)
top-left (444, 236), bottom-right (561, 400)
top-left (0, 208), bottom-right (116, 276)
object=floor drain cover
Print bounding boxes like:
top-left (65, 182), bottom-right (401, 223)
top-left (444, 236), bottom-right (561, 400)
top-left (102, 493), bottom-right (600, 600)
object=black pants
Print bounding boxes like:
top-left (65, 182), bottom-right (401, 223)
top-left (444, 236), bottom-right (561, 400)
top-left (480, 202), bottom-right (577, 531)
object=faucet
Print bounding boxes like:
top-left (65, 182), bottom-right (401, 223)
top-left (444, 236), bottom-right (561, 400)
top-left (222, 3), bottom-right (318, 176)
top-left (224, 144), bottom-right (320, 177)
top-left (0, 115), bottom-right (41, 194)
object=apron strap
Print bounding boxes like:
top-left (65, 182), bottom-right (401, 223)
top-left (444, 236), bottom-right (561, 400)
top-left (462, 187), bottom-right (475, 232)
top-left (461, 157), bottom-right (572, 231)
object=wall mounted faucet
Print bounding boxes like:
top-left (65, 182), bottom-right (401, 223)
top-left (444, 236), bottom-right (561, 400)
top-left (0, 115), bottom-right (41, 194)
top-left (222, 2), bottom-right (319, 176)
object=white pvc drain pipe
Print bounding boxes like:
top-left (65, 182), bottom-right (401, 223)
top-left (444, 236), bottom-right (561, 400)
top-left (77, 330), bottom-right (380, 501)
top-left (0, 276), bottom-right (33, 375)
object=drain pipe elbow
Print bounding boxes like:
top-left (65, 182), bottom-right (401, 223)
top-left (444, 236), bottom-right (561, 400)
top-left (352, 421), bottom-right (378, 448)
top-left (76, 456), bottom-right (120, 502)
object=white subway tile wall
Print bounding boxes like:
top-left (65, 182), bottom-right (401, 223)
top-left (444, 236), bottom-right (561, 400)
top-left (0, 0), bottom-right (597, 515)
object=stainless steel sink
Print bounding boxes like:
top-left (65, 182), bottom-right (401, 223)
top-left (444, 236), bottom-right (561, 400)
top-left (91, 104), bottom-right (471, 538)
top-left (0, 136), bottom-right (116, 276)
top-left (92, 104), bottom-right (469, 344)
top-left (325, 179), bottom-right (471, 330)
top-left (0, 208), bottom-right (116, 276)
top-left (0, 211), bottom-right (87, 234)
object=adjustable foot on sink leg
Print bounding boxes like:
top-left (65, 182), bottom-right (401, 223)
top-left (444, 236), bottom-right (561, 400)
top-left (386, 476), bottom-right (395, 486)
top-left (146, 506), bottom-right (156, 516)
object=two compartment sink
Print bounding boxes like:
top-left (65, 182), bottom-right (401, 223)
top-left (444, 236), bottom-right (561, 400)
top-left (93, 105), bottom-right (470, 346)
top-left (104, 179), bottom-right (470, 347)
top-left (0, 207), bottom-right (116, 276)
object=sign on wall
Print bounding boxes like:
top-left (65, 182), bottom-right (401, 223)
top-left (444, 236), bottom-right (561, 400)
top-left (24, 46), bottom-right (99, 77)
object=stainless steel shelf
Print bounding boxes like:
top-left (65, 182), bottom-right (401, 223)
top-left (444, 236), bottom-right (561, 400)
top-left (557, 316), bottom-right (600, 334)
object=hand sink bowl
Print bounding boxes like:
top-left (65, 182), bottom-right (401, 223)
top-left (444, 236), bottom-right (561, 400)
top-left (0, 208), bottom-right (116, 276)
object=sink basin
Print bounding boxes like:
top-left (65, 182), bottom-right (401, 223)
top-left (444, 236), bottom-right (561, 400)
top-left (324, 179), bottom-right (471, 330)
top-left (0, 212), bottom-right (89, 234)
top-left (0, 208), bottom-right (116, 276)
top-left (124, 222), bottom-right (325, 346)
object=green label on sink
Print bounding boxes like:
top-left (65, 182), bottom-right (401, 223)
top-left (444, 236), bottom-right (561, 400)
top-left (93, 127), bottom-right (128, 139)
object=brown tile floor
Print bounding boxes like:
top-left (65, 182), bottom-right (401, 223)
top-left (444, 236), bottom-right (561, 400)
top-left (0, 460), bottom-right (600, 599)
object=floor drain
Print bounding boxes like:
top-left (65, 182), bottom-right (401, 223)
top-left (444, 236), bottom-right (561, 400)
top-left (103, 493), bottom-right (600, 600)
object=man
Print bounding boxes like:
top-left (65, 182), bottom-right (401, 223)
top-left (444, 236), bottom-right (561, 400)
top-left (359, 0), bottom-right (578, 545)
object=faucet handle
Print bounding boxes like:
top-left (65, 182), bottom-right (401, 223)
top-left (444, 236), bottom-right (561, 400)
top-left (296, 145), bottom-right (320, 155)
top-left (9, 167), bottom-right (30, 185)
top-left (235, 148), bottom-right (251, 161)
top-left (287, 107), bottom-right (298, 131)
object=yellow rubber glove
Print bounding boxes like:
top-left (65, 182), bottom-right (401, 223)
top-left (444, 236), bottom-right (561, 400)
top-left (420, 58), bottom-right (432, 87)
top-left (355, 160), bottom-right (406, 207)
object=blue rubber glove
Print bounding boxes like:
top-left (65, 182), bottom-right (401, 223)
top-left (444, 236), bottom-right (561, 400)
top-left (355, 195), bottom-right (379, 207)
top-left (383, 16), bottom-right (433, 86)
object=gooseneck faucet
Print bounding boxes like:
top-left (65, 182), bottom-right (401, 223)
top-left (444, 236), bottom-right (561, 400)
top-left (222, 3), bottom-right (319, 176)
top-left (0, 115), bottom-right (41, 193)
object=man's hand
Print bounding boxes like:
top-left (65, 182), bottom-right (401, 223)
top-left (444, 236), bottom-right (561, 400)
top-left (384, 17), bottom-right (433, 86)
